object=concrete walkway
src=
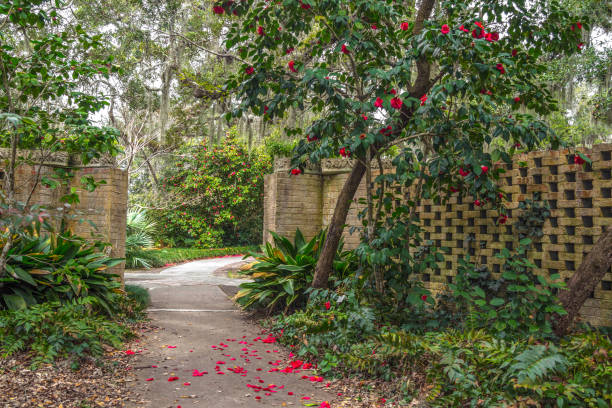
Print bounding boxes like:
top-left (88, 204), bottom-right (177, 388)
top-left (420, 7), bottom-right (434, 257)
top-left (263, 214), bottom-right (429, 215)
top-left (124, 257), bottom-right (335, 408)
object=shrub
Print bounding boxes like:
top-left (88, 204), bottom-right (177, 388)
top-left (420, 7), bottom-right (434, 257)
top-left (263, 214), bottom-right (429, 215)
top-left (0, 228), bottom-right (123, 315)
top-left (235, 229), bottom-right (355, 312)
top-left (0, 297), bottom-right (135, 369)
top-left (125, 284), bottom-right (150, 311)
top-left (155, 132), bottom-right (271, 248)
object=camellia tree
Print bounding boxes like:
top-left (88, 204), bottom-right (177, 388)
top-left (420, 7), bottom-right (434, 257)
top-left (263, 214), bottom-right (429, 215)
top-left (157, 132), bottom-right (271, 248)
top-left (218, 0), bottom-right (603, 332)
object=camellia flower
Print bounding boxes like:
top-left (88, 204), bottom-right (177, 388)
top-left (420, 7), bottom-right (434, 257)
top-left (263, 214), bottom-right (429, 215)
top-left (245, 66), bottom-right (254, 75)
top-left (339, 147), bottom-right (350, 157)
top-left (371, 24), bottom-right (378, 30)
top-left (474, 199), bottom-right (482, 207)
top-left (212, 5), bottom-right (224, 14)
top-left (325, 301), bottom-right (331, 310)
top-left (374, 97), bottom-right (383, 108)
top-left (578, 42), bottom-right (584, 50)
top-left (390, 97), bottom-right (403, 109)
top-left (362, 114), bottom-right (368, 120)
top-left (307, 134), bottom-right (318, 142)
top-left (514, 96), bottom-right (520, 103)
top-left (400, 21), bottom-right (409, 31)
top-left (574, 154), bottom-right (586, 165)
top-left (459, 24), bottom-right (469, 33)
top-left (320, 402), bottom-right (331, 408)
top-left (286, 47), bottom-right (294, 54)
top-left (576, 22), bottom-right (582, 29)
top-left (441, 24), bottom-right (450, 34)
top-left (472, 29), bottom-right (485, 39)
top-left (459, 167), bottom-right (470, 177)
top-left (421, 295), bottom-right (427, 301)
top-left (257, 26), bottom-right (264, 36)
top-left (474, 21), bottom-right (484, 29)
top-left (299, 0), bottom-right (311, 9)
top-left (291, 168), bottom-right (302, 175)
top-left (450, 186), bottom-right (458, 193)
top-left (125, 350), bottom-right (135, 355)
top-left (360, 133), bottom-right (366, 139)
top-left (512, 49), bottom-right (518, 57)
top-left (499, 214), bottom-right (508, 224)
top-left (341, 44), bottom-right (350, 54)
top-left (481, 165), bottom-right (489, 174)
top-left (420, 94), bottom-right (427, 106)
top-left (288, 60), bottom-right (297, 72)
top-left (496, 63), bottom-right (505, 74)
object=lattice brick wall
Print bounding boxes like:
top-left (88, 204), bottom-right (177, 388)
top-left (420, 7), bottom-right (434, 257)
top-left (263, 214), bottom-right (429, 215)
top-left (264, 145), bottom-right (612, 326)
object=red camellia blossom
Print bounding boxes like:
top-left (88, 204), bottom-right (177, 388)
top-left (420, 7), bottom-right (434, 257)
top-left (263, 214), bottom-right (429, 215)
top-left (420, 94), bottom-right (427, 106)
top-left (371, 24), bottom-right (378, 30)
top-left (577, 22), bottom-right (582, 29)
top-left (299, 0), bottom-right (311, 9)
top-left (360, 133), bottom-right (366, 139)
top-left (496, 63), bottom-right (506, 74)
top-left (212, 5), bottom-right (224, 14)
top-left (341, 44), bottom-right (350, 54)
top-left (125, 350), bottom-right (135, 355)
top-left (574, 154), bottom-right (586, 165)
top-left (320, 402), bottom-right (331, 408)
top-left (441, 24), bottom-right (450, 34)
top-left (288, 60), bottom-right (297, 72)
top-left (512, 49), bottom-right (518, 57)
top-left (459, 167), bottom-right (470, 177)
top-left (474, 199), bottom-right (482, 207)
top-left (339, 147), bottom-right (350, 157)
top-left (307, 134), bottom-right (318, 142)
top-left (362, 114), bottom-right (368, 120)
top-left (389, 89), bottom-right (397, 95)
top-left (264, 105), bottom-right (269, 114)
top-left (257, 26), bottom-right (264, 36)
top-left (474, 21), bottom-right (484, 29)
top-left (450, 186), bottom-right (458, 193)
top-left (168, 376), bottom-right (179, 382)
top-left (578, 42), bottom-right (584, 50)
top-left (291, 168), bottom-right (302, 175)
top-left (286, 47), bottom-right (294, 54)
top-left (459, 25), bottom-right (469, 33)
top-left (400, 21), bottom-right (409, 31)
top-left (472, 29), bottom-right (485, 39)
top-left (514, 96), bottom-right (520, 103)
top-left (325, 301), bottom-right (331, 310)
top-left (481, 165), bottom-right (489, 174)
top-left (245, 66), bottom-right (254, 75)
top-left (499, 214), bottom-right (508, 224)
top-left (390, 97), bottom-right (403, 109)
top-left (421, 295), bottom-right (427, 301)
top-left (374, 97), bottom-right (383, 108)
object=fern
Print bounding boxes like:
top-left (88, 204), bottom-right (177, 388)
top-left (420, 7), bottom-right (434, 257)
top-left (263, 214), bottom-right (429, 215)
top-left (506, 345), bottom-right (568, 385)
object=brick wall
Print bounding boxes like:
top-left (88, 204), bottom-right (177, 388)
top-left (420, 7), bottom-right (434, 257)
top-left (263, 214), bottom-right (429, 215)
top-left (264, 145), bottom-right (612, 327)
top-left (1, 150), bottom-right (128, 280)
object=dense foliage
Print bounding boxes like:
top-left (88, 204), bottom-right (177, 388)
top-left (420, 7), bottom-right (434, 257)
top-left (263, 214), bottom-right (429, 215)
top-left (0, 224), bottom-right (123, 314)
top-left (236, 229), bottom-right (355, 312)
top-left (154, 134), bottom-right (271, 248)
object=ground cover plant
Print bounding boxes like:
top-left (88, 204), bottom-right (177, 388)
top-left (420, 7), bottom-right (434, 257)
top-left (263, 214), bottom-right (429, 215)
top-left (126, 245), bottom-right (257, 269)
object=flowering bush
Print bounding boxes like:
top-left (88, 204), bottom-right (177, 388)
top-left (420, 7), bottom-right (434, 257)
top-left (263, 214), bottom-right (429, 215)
top-left (156, 134), bottom-right (272, 248)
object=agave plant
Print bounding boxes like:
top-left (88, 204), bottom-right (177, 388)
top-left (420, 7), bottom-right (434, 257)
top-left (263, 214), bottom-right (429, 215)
top-left (235, 229), bottom-right (354, 312)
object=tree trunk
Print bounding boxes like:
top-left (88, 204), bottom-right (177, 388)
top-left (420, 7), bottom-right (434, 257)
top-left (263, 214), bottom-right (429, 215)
top-left (312, 161), bottom-right (366, 288)
top-left (553, 227), bottom-right (612, 337)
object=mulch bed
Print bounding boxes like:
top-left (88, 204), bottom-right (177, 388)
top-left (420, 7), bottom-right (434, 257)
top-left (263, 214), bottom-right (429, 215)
top-left (0, 322), bottom-right (154, 408)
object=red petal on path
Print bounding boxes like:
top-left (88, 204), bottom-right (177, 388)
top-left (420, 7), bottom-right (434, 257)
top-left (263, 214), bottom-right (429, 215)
top-left (288, 392), bottom-right (294, 395)
top-left (167, 376), bottom-right (179, 382)
top-left (151, 365), bottom-right (158, 368)
top-left (145, 378), bottom-right (154, 381)
top-left (183, 382), bottom-right (191, 386)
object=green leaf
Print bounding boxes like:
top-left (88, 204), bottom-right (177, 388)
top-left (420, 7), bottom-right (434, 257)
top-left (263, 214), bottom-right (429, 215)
top-left (489, 298), bottom-right (505, 306)
top-left (2, 294), bottom-right (27, 310)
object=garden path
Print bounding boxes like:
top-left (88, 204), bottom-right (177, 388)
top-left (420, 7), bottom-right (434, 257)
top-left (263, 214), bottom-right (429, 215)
top-left (124, 257), bottom-right (336, 408)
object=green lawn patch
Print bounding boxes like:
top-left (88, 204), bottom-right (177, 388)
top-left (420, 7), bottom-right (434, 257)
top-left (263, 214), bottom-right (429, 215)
top-left (126, 246), bottom-right (258, 269)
